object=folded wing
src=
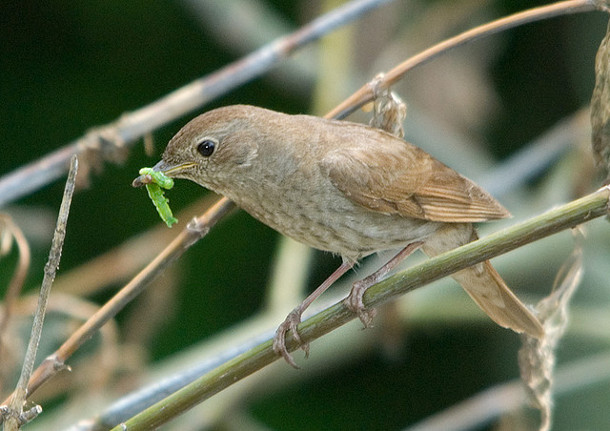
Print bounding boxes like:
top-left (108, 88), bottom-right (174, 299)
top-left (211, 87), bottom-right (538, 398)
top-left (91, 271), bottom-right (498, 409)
top-left (321, 135), bottom-right (509, 223)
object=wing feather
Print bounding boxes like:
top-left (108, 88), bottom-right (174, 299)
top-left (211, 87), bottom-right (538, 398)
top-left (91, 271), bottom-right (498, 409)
top-left (321, 131), bottom-right (509, 223)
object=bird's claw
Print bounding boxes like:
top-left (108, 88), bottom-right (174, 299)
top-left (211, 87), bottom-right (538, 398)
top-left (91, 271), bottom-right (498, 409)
top-left (345, 280), bottom-right (377, 328)
top-left (273, 308), bottom-right (309, 368)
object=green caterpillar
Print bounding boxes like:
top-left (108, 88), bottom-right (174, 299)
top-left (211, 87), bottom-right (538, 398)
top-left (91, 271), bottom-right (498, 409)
top-left (138, 167), bottom-right (178, 227)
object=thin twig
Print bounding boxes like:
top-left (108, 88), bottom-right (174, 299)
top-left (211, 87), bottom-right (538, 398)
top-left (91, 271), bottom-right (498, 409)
top-left (326, 0), bottom-right (600, 120)
top-left (2, 156), bottom-right (78, 430)
top-left (111, 186), bottom-right (610, 430)
top-left (0, 0), bottom-right (395, 208)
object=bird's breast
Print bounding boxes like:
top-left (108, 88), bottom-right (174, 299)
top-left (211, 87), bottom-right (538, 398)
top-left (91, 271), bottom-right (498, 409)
top-left (220, 168), bottom-right (441, 261)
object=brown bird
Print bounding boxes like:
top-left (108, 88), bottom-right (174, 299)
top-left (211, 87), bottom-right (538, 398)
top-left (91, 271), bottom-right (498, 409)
top-left (138, 104), bottom-right (544, 367)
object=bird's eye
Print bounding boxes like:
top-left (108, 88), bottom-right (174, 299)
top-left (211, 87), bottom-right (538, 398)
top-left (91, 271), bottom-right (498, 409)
top-left (197, 139), bottom-right (216, 157)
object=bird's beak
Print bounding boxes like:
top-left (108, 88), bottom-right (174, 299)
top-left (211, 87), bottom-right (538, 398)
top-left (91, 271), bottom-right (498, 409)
top-left (132, 160), bottom-right (197, 188)
top-left (151, 159), bottom-right (197, 176)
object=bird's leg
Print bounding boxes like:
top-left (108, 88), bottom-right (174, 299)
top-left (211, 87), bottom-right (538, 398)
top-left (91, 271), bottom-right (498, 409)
top-left (273, 260), bottom-right (354, 368)
top-left (345, 241), bottom-right (423, 327)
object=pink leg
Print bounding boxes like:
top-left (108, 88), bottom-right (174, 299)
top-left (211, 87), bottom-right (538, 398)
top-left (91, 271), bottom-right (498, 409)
top-left (273, 260), bottom-right (354, 368)
top-left (345, 242), bottom-right (423, 327)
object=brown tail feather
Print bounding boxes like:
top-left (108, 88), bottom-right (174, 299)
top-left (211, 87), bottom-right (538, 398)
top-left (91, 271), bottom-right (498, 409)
top-left (422, 224), bottom-right (544, 338)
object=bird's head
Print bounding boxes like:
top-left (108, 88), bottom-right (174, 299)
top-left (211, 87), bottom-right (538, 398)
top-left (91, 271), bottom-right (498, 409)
top-left (133, 105), bottom-right (260, 191)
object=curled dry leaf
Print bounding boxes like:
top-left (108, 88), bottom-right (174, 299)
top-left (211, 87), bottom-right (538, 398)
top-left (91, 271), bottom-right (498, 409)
top-left (518, 229), bottom-right (584, 431)
top-left (368, 74), bottom-right (407, 138)
top-left (591, 19), bottom-right (610, 181)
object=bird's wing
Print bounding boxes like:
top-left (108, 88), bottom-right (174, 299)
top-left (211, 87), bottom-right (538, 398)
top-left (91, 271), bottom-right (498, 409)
top-left (321, 136), bottom-right (510, 223)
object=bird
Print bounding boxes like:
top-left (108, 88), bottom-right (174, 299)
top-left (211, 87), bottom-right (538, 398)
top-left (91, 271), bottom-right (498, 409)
top-left (136, 104), bottom-right (544, 367)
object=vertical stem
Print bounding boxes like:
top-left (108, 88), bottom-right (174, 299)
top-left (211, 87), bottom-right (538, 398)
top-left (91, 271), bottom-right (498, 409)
top-left (3, 156), bottom-right (78, 430)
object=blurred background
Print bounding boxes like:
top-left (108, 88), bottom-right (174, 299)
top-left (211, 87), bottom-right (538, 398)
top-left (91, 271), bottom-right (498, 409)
top-left (1, 0), bottom-right (609, 429)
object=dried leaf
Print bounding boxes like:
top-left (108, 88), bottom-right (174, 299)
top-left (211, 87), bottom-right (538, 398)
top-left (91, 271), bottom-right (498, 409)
top-left (369, 74), bottom-right (407, 138)
top-left (591, 19), bottom-right (610, 181)
top-left (518, 228), bottom-right (584, 431)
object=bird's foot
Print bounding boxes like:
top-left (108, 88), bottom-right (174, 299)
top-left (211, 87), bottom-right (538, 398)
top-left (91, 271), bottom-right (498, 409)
top-left (273, 307), bottom-right (309, 368)
top-left (345, 280), bottom-right (377, 328)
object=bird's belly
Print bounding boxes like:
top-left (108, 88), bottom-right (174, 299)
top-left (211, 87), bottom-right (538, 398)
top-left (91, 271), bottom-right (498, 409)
top-left (234, 191), bottom-right (441, 262)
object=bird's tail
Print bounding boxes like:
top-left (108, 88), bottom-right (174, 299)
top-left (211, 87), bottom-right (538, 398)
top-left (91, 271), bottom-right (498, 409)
top-left (422, 223), bottom-right (544, 338)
